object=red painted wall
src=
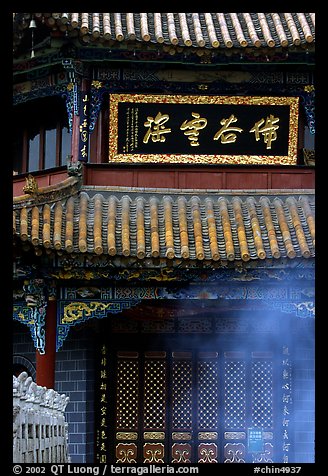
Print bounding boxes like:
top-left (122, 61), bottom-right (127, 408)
top-left (13, 165), bottom-right (315, 197)
top-left (84, 165), bottom-right (315, 190)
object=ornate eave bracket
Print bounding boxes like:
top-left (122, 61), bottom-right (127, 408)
top-left (300, 85), bottom-right (315, 134)
top-left (89, 81), bottom-right (105, 132)
top-left (61, 59), bottom-right (84, 131)
top-left (13, 279), bottom-right (48, 355)
top-left (56, 299), bottom-right (141, 351)
top-left (13, 303), bottom-right (39, 352)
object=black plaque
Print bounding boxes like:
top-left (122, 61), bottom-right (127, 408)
top-left (109, 94), bottom-right (299, 165)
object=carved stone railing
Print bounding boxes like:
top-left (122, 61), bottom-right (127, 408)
top-left (13, 372), bottom-right (70, 463)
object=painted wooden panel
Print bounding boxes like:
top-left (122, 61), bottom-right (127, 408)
top-left (178, 172), bottom-right (224, 189)
top-left (86, 168), bottom-right (134, 186)
top-left (84, 166), bottom-right (314, 190)
top-left (226, 172), bottom-right (268, 189)
top-left (13, 166), bottom-right (315, 198)
top-left (136, 171), bottom-right (176, 188)
top-left (271, 172), bottom-right (314, 189)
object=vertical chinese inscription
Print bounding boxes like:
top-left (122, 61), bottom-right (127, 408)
top-left (281, 345), bottom-right (293, 463)
top-left (96, 343), bottom-right (109, 464)
top-left (79, 92), bottom-right (89, 161)
top-left (123, 106), bottom-right (139, 153)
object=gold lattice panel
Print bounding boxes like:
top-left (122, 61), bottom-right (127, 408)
top-left (224, 360), bottom-right (246, 429)
top-left (116, 358), bottom-right (139, 430)
top-left (197, 358), bottom-right (219, 430)
top-left (144, 358), bottom-right (166, 430)
top-left (172, 358), bottom-right (193, 430)
top-left (252, 360), bottom-right (273, 429)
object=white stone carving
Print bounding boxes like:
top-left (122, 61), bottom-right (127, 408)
top-left (13, 372), bottom-right (70, 463)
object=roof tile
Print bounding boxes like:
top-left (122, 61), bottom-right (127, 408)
top-left (14, 13), bottom-right (315, 50)
top-left (13, 190), bottom-right (315, 263)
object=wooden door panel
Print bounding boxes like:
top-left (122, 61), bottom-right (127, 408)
top-left (96, 341), bottom-right (278, 463)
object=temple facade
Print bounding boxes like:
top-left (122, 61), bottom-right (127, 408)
top-left (13, 13), bottom-right (315, 464)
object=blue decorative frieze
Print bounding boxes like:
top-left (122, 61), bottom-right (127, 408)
top-left (300, 86), bottom-right (315, 134)
top-left (89, 81), bottom-right (105, 132)
top-left (286, 72), bottom-right (311, 85)
top-left (97, 67), bottom-right (120, 81)
top-left (159, 284), bottom-right (312, 302)
top-left (215, 317), bottom-right (280, 333)
top-left (61, 84), bottom-right (75, 133)
top-left (13, 84), bottom-right (68, 106)
top-left (61, 283), bottom-right (313, 302)
top-left (14, 280), bottom-right (314, 353)
top-left (140, 318), bottom-right (175, 333)
top-left (264, 300), bottom-right (315, 318)
top-left (178, 317), bottom-right (212, 333)
top-left (61, 286), bottom-right (159, 300)
top-left (122, 68), bottom-right (161, 82)
top-left (52, 256), bottom-right (315, 280)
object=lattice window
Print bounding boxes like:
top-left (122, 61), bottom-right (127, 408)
top-left (144, 358), bottom-right (166, 430)
top-left (197, 358), bottom-right (219, 430)
top-left (251, 360), bottom-right (273, 429)
top-left (172, 358), bottom-right (193, 430)
top-left (116, 358), bottom-right (139, 430)
top-left (224, 360), bottom-right (246, 429)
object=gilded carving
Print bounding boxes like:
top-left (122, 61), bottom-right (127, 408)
top-left (224, 442), bottom-right (246, 463)
top-left (172, 432), bottom-right (192, 440)
top-left (116, 443), bottom-right (137, 463)
top-left (143, 432), bottom-right (165, 440)
top-left (224, 432), bottom-right (246, 440)
top-left (172, 443), bottom-right (191, 463)
top-left (91, 80), bottom-right (103, 89)
top-left (198, 443), bottom-right (218, 463)
top-left (63, 301), bottom-right (112, 323)
top-left (252, 443), bottom-right (273, 463)
top-left (63, 300), bottom-right (138, 323)
top-left (198, 432), bottom-right (218, 440)
top-left (116, 432), bottom-right (138, 440)
top-left (143, 443), bottom-right (164, 463)
top-left (23, 174), bottom-right (39, 195)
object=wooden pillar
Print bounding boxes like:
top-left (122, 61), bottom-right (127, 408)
top-left (36, 298), bottom-right (57, 388)
top-left (71, 113), bottom-right (80, 163)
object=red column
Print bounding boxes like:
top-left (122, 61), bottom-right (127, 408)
top-left (71, 113), bottom-right (80, 163)
top-left (36, 298), bottom-right (57, 388)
